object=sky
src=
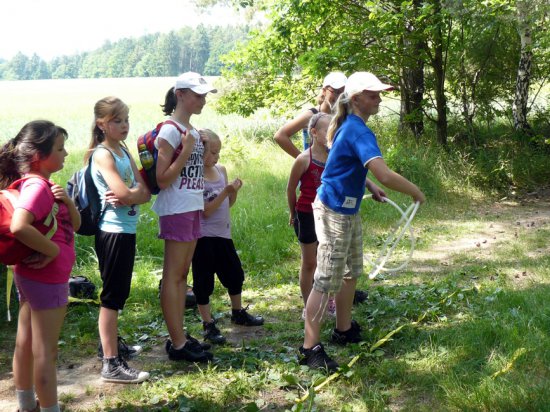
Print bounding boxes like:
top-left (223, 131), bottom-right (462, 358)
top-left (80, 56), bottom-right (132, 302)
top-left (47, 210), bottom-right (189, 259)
top-left (0, 0), bottom-right (245, 60)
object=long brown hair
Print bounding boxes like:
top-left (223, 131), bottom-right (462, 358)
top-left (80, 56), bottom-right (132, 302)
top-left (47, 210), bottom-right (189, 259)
top-left (0, 120), bottom-right (68, 188)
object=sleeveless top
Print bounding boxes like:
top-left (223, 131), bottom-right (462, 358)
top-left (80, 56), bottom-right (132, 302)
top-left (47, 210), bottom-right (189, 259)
top-left (200, 165), bottom-right (231, 239)
top-left (296, 148), bottom-right (325, 213)
top-left (301, 107), bottom-right (319, 150)
top-left (91, 145), bottom-right (139, 234)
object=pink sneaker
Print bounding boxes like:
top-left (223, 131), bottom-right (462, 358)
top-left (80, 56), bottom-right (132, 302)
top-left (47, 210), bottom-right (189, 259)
top-left (326, 298), bottom-right (336, 317)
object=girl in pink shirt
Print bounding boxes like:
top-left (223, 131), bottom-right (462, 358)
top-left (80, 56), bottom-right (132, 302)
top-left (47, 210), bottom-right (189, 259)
top-left (0, 120), bottom-right (80, 412)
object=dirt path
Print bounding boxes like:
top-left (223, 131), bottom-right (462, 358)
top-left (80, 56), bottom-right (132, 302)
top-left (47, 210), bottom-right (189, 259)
top-left (1, 191), bottom-right (548, 411)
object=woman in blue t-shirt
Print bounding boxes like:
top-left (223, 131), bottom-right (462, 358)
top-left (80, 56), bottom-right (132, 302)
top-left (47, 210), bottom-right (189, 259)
top-left (299, 72), bottom-right (426, 372)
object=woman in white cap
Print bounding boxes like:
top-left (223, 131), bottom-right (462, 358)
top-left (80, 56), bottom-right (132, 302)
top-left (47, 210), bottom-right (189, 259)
top-left (299, 72), bottom-right (425, 372)
top-left (274, 71), bottom-right (347, 158)
top-left (154, 72), bottom-right (217, 363)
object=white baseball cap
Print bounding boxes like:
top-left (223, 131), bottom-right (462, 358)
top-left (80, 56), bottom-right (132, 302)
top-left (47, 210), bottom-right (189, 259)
top-left (174, 72), bottom-right (217, 94)
top-left (345, 72), bottom-right (394, 96)
top-left (322, 72), bottom-right (347, 89)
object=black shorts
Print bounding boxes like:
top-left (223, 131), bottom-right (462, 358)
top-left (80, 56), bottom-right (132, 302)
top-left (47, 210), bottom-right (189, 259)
top-left (95, 231), bottom-right (136, 311)
top-left (192, 237), bottom-right (244, 305)
top-left (293, 210), bottom-right (317, 244)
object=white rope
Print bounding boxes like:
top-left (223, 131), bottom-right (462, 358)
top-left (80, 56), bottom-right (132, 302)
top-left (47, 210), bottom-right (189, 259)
top-left (363, 195), bottom-right (420, 279)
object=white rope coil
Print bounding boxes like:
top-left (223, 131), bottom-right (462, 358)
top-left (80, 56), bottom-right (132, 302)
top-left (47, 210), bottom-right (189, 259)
top-left (363, 196), bottom-right (420, 279)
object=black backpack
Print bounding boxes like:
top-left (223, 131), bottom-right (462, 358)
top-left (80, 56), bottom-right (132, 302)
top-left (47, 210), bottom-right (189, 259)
top-left (66, 153), bottom-right (104, 236)
top-left (69, 276), bottom-right (97, 299)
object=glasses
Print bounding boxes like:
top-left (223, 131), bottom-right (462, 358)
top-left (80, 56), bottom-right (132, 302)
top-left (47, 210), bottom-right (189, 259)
top-left (326, 86), bottom-right (344, 95)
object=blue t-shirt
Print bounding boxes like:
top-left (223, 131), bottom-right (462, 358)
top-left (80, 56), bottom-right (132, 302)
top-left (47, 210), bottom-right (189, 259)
top-left (91, 145), bottom-right (139, 234)
top-left (318, 114), bottom-right (382, 215)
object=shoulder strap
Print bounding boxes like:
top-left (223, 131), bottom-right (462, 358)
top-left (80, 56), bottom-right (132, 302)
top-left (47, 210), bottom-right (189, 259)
top-left (8, 176), bottom-right (58, 240)
top-left (163, 119), bottom-right (186, 135)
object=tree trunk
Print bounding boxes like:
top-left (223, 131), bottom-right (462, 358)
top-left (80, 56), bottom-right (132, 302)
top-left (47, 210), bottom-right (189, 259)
top-left (432, 0), bottom-right (448, 146)
top-left (399, 0), bottom-right (425, 138)
top-left (512, 0), bottom-right (532, 131)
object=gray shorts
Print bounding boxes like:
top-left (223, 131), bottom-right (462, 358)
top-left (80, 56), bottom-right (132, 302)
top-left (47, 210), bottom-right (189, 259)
top-left (312, 199), bottom-right (363, 294)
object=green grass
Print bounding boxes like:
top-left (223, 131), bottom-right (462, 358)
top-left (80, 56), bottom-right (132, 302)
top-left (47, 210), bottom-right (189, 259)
top-left (1, 78), bottom-right (550, 411)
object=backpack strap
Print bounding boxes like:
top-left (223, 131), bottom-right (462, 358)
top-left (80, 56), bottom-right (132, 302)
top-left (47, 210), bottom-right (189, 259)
top-left (163, 119), bottom-right (186, 136)
top-left (8, 176), bottom-right (58, 241)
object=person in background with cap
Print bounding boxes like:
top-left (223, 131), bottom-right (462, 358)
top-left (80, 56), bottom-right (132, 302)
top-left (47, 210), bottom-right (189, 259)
top-left (153, 72), bottom-right (217, 363)
top-left (274, 71), bottom-right (347, 158)
top-left (299, 72), bottom-right (425, 372)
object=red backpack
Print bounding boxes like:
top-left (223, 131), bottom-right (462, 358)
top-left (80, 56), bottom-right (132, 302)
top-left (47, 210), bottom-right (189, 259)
top-left (0, 177), bottom-right (58, 265)
top-left (137, 120), bottom-right (185, 195)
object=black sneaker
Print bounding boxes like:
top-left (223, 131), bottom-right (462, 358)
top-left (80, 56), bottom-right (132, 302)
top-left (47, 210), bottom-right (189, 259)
top-left (353, 289), bottom-right (368, 304)
top-left (331, 319), bottom-right (363, 345)
top-left (203, 320), bottom-right (226, 344)
top-left (165, 334), bottom-right (211, 354)
top-left (97, 336), bottom-right (142, 360)
top-left (298, 343), bottom-right (339, 373)
top-left (101, 356), bottom-right (149, 383)
top-left (231, 306), bottom-right (264, 326)
top-left (167, 339), bottom-right (213, 363)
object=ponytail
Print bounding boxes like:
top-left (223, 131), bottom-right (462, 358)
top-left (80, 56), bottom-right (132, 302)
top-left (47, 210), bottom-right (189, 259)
top-left (326, 93), bottom-right (351, 148)
top-left (161, 88), bottom-right (178, 116)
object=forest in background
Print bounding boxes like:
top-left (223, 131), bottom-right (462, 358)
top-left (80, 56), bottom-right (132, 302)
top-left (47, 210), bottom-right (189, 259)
top-left (0, 24), bottom-right (249, 80)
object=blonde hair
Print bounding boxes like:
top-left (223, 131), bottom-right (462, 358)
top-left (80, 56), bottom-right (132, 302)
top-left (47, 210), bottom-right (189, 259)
top-left (86, 96), bottom-right (129, 161)
top-left (200, 128), bottom-right (220, 144)
top-left (326, 93), bottom-right (353, 148)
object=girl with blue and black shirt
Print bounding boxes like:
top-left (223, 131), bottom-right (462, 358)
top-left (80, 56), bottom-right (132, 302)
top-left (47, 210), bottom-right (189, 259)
top-left (88, 96), bottom-right (151, 383)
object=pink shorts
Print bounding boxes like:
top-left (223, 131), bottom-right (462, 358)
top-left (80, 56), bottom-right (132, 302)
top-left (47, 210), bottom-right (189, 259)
top-left (158, 210), bottom-right (202, 242)
top-left (14, 273), bottom-right (69, 310)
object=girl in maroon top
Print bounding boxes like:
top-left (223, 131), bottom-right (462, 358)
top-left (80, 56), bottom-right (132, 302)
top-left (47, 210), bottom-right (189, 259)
top-left (287, 113), bottom-right (334, 317)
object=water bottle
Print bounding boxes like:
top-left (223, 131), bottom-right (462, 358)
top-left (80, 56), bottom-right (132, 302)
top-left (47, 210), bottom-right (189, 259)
top-left (138, 143), bottom-right (154, 170)
top-left (138, 143), bottom-right (157, 190)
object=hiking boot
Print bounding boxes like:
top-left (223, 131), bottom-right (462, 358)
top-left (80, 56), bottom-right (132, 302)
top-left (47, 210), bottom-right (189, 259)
top-left (298, 343), bottom-right (339, 373)
top-left (165, 334), bottom-right (211, 354)
top-left (203, 320), bottom-right (226, 344)
top-left (97, 336), bottom-right (142, 360)
top-left (101, 356), bottom-right (149, 383)
top-left (231, 306), bottom-right (264, 326)
top-left (167, 339), bottom-right (213, 363)
top-left (331, 319), bottom-right (363, 345)
top-left (353, 289), bottom-right (368, 304)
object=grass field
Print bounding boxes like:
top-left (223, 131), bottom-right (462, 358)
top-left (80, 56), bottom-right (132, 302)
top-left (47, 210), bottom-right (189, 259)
top-left (1, 78), bottom-right (550, 412)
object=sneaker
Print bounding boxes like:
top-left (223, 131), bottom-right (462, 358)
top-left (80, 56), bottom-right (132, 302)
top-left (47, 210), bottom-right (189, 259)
top-left (167, 339), bottom-right (213, 363)
top-left (16, 400), bottom-right (40, 412)
top-left (353, 289), bottom-right (368, 305)
top-left (231, 306), bottom-right (264, 326)
top-left (298, 343), bottom-right (339, 373)
top-left (165, 333), bottom-right (211, 354)
top-left (203, 320), bottom-right (226, 344)
top-left (97, 336), bottom-right (142, 360)
top-left (326, 297), bottom-right (336, 317)
top-left (101, 356), bottom-right (149, 383)
top-left (331, 319), bottom-right (363, 345)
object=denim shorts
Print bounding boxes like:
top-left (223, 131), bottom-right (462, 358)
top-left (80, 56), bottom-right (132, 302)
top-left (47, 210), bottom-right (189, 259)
top-left (14, 273), bottom-right (69, 310)
top-left (158, 210), bottom-right (201, 242)
top-left (312, 199), bottom-right (363, 294)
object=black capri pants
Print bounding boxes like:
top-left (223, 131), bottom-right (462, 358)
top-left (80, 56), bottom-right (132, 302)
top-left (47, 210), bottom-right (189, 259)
top-left (95, 231), bottom-right (136, 311)
top-left (192, 236), bottom-right (245, 305)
